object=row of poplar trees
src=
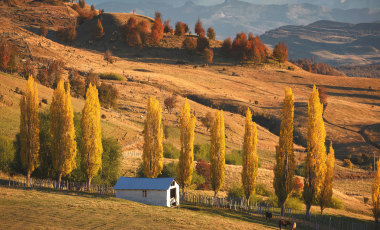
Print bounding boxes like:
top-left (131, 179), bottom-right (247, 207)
top-left (19, 76), bottom-right (102, 188)
top-left (274, 86), bottom-right (335, 218)
top-left (142, 85), bottom-right (335, 218)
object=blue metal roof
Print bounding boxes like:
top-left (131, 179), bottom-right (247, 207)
top-left (113, 177), bottom-right (175, 190)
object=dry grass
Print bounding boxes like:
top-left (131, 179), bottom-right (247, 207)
top-left (0, 186), bottom-right (284, 229)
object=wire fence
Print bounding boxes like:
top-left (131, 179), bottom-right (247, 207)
top-left (5, 176), bottom-right (115, 195)
top-left (181, 193), bottom-right (377, 230)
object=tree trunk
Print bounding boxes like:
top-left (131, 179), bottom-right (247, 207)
top-left (27, 171), bottom-right (31, 187)
top-left (88, 177), bottom-right (92, 191)
top-left (306, 204), bottom-right (311, 219)
top-left (182, 185), bottom-right (185, 198)
top-left (214, 190), bottom-right (217, 198)
top-left (321, 207), bottom-right (324, 215)
top-left (58, 172), bottom-right (62, 190)
top-left (281, 202), bottom-right (286, 216)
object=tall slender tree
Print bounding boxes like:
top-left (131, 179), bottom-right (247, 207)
top-left (372, 160), bottom-right (380, 223)
top-left (93, 18), bottom-right (104, 39)
top-left (81, 83), bottom-right (103, 188)
top-left (303, 85), bottom-right (327, 218)
top-left (242, 108), bottom-right (258, 200)
top-left (20, 75), bottom-right (40, 187)
top-left (50, 80), bottom-right (77, 189)
top-left (210, 110), bottom-right (225, 197)
top-left (177, 99), bottom-right (196, 196)
top-left (274, 87), bottom-right (295, 216)
top-left (319, 142), bottom-right (335, 215)
top-left (143, 96), bottom-right (164, 178)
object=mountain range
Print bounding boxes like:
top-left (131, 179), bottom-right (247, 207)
top-left (260, 20), bottom-right (380, 65)
top-left (92, 0), bottom-right (380, 38)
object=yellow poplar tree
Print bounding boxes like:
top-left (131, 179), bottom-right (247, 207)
top-left (81, 83), bottom-right (103, 187)
top-left (50, 79), bottom-right (77, 188)
top-left (177, 99), bottom-right (196, 196)
top-left (319, 142), bottom-right (335, 215)
top-left (210, 110), bottom-right (225, 197)
top-left (242, 108), bottom-right (258, 200)
top-left (20, 75), bottom-right (40, 187)
top-left (303, 85), bottom-right (327, 218)
top-left (273, 87), bottom-right (295, 216)
top-left (372, 160), bottom-right (380, 223)
top-left (143, 96), bottom-right (164, 178)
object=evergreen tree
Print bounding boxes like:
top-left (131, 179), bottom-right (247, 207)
top-left (81, 83), bottom-right (103, 187)
top-left (303, 85), bottom-right (327, 218)
top-left (19, 75), bottom-right (40, 187)
top-left (210, 110), bottom-right (225, 197)
top-left (177, 99), bottom-right (196, 196)
top-left (319, 142), bottom-right (335, 215)
top-left (93, 18), bottom-right (104, 40)
top-left (50, 80), bottom-right (77, 189)
top-left (143, 96), bottom-right (164, 178)
top-left (242, 108), bottom-right (258, 200)
top-left (274, 87), bottom-right (295, 216)
top-left (372, 160), bottom-right (380, 222)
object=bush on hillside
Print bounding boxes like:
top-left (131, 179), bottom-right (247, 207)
top-left (68, 70), bottom-right (85, 98)
top-left (272, 41), bottom-right (288, 63)
top-left (203, 48), bottom-right (214, 64)
top-left (98, 83), bottom-right (118, 108)
top-left (104, 50), bottom-right (114, 65)
top-left (0, 39), bottom-right (18, 73)
top-left (255, 183), bottom-right (272, 197)
top-left (221, 37), bottom-right (232, 58)
top-left (37, 60), bottom-right (64, 88)
top-left (195, 159), bottom-right (211, 189)
top-left (228, 184), bottom-right (245, 199)
top-left (163, 142), bottom-right (180, 159)
top-left (225, 150), bottom-right (242, 165)
top-left (99, 73), bottom-right (124, 81)
top-left (20, 59), bottom-right (35, 79)
top-left (196, 35), bottom-right (209, 52)
top-left (158, 162), bottom-right (178, 178)
top-left (40, 24), bottom-right (48, 37)
top-left (182, 37), bottom-right (197, 53)
top-left (0, 136), bottom-right (15, 172)
top-left (57, 26), bottom-right (77, 43)
top-left (164, 94), bottom-right (177, 114)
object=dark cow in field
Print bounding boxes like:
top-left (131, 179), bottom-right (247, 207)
top-left (265, 212), bottom-right (272, 220)
top-left (279, 220), bottom-right (296, 230)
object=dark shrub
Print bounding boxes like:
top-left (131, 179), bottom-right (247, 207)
top-left (163, 142), bottom-right (180, 159)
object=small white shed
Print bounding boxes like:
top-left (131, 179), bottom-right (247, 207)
top-left (114, 177), bottom-right (179, 207)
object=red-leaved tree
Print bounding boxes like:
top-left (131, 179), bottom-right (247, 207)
top-left (273, 41), bottom-right (288, 63)
top-left (194, 17), bottom-right (205, 36)
top-left (221, 37), bottom-right (232, 57)
top-left (151, 11), bottom-right (164, 46)
top-left (203, 48), bottom-right (214, 64)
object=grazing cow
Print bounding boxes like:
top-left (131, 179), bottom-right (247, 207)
top-left (265, 212), bottom-right (272, 220)
top-left (279, 220), bottom-right (296, 230)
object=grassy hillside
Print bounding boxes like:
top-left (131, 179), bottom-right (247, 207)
top-left (0, 186), bottom-right (286, 229)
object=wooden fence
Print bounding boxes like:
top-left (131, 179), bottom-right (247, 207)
top-left (6, 177), bottom-right (115, 195)
top-left (181, 193), bottom-right (377, 230)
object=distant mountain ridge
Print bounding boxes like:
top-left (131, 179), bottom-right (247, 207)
top-left (260, 20), bottom-right (380, 66)
top-left (94, 0), bottom-right (380, 38)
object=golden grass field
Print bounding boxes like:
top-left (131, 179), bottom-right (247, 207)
top-left (0, 2), bottom-right (379, 227)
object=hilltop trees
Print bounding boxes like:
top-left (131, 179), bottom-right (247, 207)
top-left (19, 76), bottom-right (40, 187)
top-left (319, 142), bottom-right (335, 215)
top-left (303, 85), bottom-right (327, 218)
top-left (230, 32), bottom-right (267, 63)
top-left (241, 108), bottom-right (258, 200)
top-left (182, 37), bottom-right (197, 53)
top-left (210, 110), bottom-right (225, 197)
top-left (175, 21), bottom-right (188, 36)
top-left (177, 99), bottom-right (196, 196)
top-left (81, 83), bottom-right (103, 187)
top-left (273, 87), bottom-right (295, 216)
top-left (143, 96), bottom-right (164, 178)
top-left (221, 37), bottom-right (232, 58)
top-left (122, 17), bottom-right (140, 47)
top-left (273, 42), bottom-right (288, 63)
top-left (50, 79), bottom-right (77, 189)
top-left (164, 20), bottom-right (173, 34)
top-left (207, 27), bottom-right (216, 40)
top-left (197, 35), bottom-right (209, 52)
top-left (372, 160), bottom-right (380, 222)
top-left (151, 12), bottom-right (164, 46)
top-left (195, 17), bottom-right (205, 36)
top-left (93, 18), bottom-right (104, 40)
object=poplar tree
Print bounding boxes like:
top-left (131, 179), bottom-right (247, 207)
top-left (274, 87), bottom-right (295, 216)
top-left (372, 160), bottom-right (380, 223)
top-left (177, 99), bottom-right (196, 196)
top-left (143, 96), bottom-right (163, 178)
top-left (20, 75), bottom-right (40, 187)
top-left (50, 80), bottom-right (77, 189)
top-left (81, 83), bottom-right (103, 188)
top-left (242, 108), bottom-right (258, 200)
top-left (210, 110), bottom-right (225, 197)
top-left (303, 85), bottom-right (327, 218)
top-left (319, 142), bottom-right (335, 215)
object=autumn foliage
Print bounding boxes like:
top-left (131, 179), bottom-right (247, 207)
top-left (203, 48), bottom-right (214, 64)
top-left (194, 17), bottom-right (205, 36)
top-left (150, 12), bottom-right (164, 46)
top-left (230, 32), bottom-right (267, 63)
top-left (291, 58), bottom-right (344, 76)
top-left (164, 94), bottom-right (178, 114)
top-left (207, 27), bottom-right (216, 40)
top-left (163, 20), bottom-right (173, 34)
top-left (0, 39), bottom-right (17, 72)
top-left (273, 42), bottom-right (288, 63)
top-left (40, 24), bottom-right (48, 37)
top-left (182, 37), bottom-right (197, 53)
top-left (197, 35), bottom-right (209, 52)
top-left (93, 18), bottom-right (104, 40)
top-left (221, 37), bottom-right (232, 57)
top-left (57, 26), bottom-right (77, 43)
top-left (175, 21), bottom-right (188, 36)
